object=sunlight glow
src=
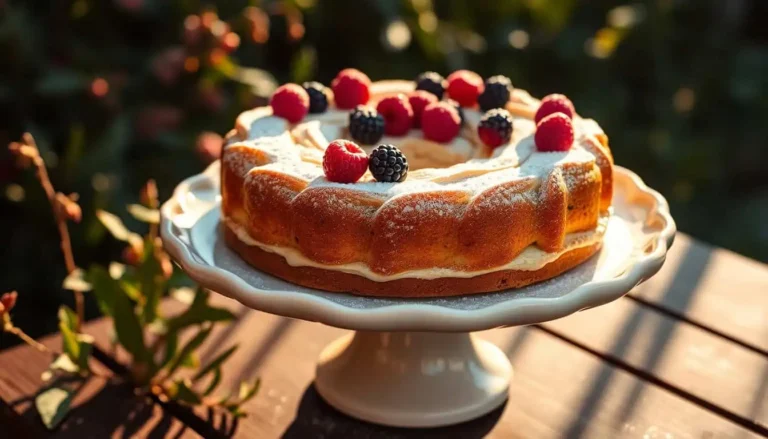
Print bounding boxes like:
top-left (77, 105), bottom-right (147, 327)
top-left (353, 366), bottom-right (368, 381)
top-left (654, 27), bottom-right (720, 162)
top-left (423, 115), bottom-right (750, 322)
top-left (384, 20), bottom-right (412, 51)
top-left (508, 30), bottom-right (530, 49)
top-left (419, 12), bottom-right (438, 33)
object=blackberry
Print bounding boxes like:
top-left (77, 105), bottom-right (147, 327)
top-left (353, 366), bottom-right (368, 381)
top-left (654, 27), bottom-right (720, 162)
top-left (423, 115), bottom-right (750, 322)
top-left (369, 144), bottom-right (409, 183)
top-left (415, 72), bottom-right (446, 99)
top-left (443, 98), bottom-right (465, 125)
top-left (477, 75), bottom-right (512, 112)
top-left (348, 106), bottom-right (385, 145)
top-left (478, 109), bottom-right (514, 147)
top-left (303, 81), bottom-right (330, 114)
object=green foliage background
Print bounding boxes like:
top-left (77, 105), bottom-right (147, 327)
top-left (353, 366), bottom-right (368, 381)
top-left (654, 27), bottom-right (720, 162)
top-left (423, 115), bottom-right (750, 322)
top-left (1, 0), bottom-right (767, 339)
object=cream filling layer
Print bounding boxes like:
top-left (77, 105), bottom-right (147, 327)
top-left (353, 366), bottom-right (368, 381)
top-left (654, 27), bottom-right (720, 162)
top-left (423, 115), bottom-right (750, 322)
top-left (224, 214), bottom-right (608, 282)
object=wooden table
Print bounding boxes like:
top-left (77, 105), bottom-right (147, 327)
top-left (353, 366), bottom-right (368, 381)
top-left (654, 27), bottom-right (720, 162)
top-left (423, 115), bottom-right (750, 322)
top-left (1, 233), bottom-right (767, 438)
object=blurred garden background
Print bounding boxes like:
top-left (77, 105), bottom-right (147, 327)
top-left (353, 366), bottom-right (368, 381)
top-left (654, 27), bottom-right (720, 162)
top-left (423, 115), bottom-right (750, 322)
top-left (1, 0), bottom-right (767, 341)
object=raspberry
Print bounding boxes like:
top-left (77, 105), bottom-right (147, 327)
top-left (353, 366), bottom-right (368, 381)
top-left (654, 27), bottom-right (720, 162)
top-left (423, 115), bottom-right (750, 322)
top-left (376, 94), bottom-right (414, 136)
top-left (331, 68), bottom-right (371, 109)
top-left (348, 106), bottom-right (385, 145)
top-left (446, 70), bottom-right (484, 107)
top-left (421, 101), bottom-right (461, 143)
top-left (478, 75), bottom-right (512, 112)
top-left (535, 112), bottom-right (574, 152)
top-left (369, 144), bottom-right (409, 183)
top-left (302, 81), bottom-right (330, 114)
top-left (534, 94), bottom-right (575, 124)
top-left (414, 71), bottom-right (446, 99)
top-left (478, 108), bottom-right (514, 148)
top-left (270, 83), bottom-right (309, 123)
top-left (408, 91), bottom-right (437, 128)
top-left (443, 98), bottom-right (465, 125)
top-left (323, 139), bottom-right (369, 183)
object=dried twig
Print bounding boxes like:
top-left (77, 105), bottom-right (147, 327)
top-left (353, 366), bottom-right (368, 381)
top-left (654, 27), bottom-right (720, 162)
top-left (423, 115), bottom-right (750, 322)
top-left (1, 291), bottom-right (50, 353)
top-left (9, 134), bottom-right (85, 331)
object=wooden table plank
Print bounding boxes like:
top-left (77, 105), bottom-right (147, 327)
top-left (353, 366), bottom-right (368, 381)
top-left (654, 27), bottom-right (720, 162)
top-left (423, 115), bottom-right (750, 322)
top-left (540, 295), bottom-right (768, 434)
top-left (631, 234), bottom-right (768, 353)
top-left (0, 320), bottom-right (196, 439)
top-left (178, 296), bottom-right (760, 438)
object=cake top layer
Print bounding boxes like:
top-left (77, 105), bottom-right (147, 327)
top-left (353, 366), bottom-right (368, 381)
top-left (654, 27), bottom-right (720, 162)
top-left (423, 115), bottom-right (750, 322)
top-left (225, 79), bottom-right (609, 202)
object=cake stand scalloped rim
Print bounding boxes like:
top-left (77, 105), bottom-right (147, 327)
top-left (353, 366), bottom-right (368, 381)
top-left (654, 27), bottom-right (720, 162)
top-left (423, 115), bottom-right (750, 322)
top-left (160, 164), bottom-right (676, 332)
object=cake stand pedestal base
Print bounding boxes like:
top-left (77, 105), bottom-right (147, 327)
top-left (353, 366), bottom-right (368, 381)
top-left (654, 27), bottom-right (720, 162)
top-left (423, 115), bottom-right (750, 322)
top-left (315, 331), bottom-right (512, 428)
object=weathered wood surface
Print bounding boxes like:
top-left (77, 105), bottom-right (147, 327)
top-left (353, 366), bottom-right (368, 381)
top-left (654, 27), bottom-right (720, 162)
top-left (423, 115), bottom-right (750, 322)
top-left (0, 318), bottom-right (195, 438)
top-left (0, 233), bottom-right (766, 438)
top-left (629, 234), bottom-right (768, 353)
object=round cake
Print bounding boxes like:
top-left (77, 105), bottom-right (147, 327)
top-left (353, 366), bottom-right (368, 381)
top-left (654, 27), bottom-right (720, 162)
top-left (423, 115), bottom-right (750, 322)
top-left (220, 69), bottom-right (613, 297)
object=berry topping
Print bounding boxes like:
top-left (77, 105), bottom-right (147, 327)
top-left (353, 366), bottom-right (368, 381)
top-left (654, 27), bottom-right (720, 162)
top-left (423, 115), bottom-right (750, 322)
top-left (376, 94), bottom-right (414, 136)
top-left (323, 139), bottom-right (369, 183)
top-left (446, 70), bottom-right (484, 107)
top-left (534, 94), bottom-right (575, 124)
top-left (408, 91), bottom-right (438, 128)
top-left (478, 75), bottom-right (512, 112)
top-left (414, 71), bottom-right (447, 99)
top-left (348, 106), bottom-right (385, 145)
top-left (478, 108), bottom-right (514, 148)
top-left (302, 81), bottom-right (331, 114)
top-left (369, 144), bottom-right (409, 183)
top-left (331, 68), bottom-right (371, 109)
top-left (270, 83), bottom-right (309, 123)
top-left (443, 98), bottom-right (465, 125)
top-left (421, 102), bottom-right (462, 143)
top-left (535, 112), bottom-right (574, 152)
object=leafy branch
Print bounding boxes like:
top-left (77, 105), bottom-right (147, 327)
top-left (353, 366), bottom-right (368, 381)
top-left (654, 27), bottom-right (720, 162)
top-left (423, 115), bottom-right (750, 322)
top-left (8, 134), bottom-right (259, 429)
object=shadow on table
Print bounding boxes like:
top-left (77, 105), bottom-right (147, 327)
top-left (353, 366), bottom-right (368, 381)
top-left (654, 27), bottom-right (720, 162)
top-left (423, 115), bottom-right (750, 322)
top-left (281, 384), bottom-right (506, 439)
top-left (565, 237), bottom-right (713, 437)
top-left (9, 379), bottom-right (189, 439)
top-left (9, 377), bottom-right (242, 439)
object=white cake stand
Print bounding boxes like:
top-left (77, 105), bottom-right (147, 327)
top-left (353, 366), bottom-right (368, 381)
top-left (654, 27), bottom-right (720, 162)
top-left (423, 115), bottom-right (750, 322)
top-left (160, 162), bottom-right (675, 428)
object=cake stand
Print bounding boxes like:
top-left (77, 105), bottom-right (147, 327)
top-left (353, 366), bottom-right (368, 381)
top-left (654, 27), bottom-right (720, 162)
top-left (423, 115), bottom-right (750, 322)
top-left (160, 162), bottom-right (675, 428)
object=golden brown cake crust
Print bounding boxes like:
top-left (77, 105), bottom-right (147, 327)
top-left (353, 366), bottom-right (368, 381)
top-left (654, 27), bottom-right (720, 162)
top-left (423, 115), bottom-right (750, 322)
top-left (225, 227), bottom-right (602, 298)
top-left (221, 81), bottom-right (613, 297)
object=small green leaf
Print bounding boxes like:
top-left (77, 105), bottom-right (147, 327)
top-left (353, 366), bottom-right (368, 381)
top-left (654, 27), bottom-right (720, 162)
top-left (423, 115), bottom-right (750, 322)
top-left (74, 334), bottom-right (94, 371)
top-left (89, 265), bottom-right (151, 365)
top-left (202, 368), bottom-right (222, 396)
top-left (166, 289), bottom-right (235, 332)
top-left (36, 386), bottom-right (74, 429)
top-left (49, 354), bottom-right (80, 374)
top-left (112, 304), bottom-right (149, 364)
top-left (58, 307), bottom-right (80, 364)
top-left (193, 345), bottom-right (238, 383)
top-left (96, 210), bottom-right (141, 243)
top-left (137, 238), bottom-right (162, 324)
top-left (179, 351), bottom-right (199, 369)
top-left (238, 377), bottom-right (260, 404)
top-left (58, 306), bottom-right (79, 331)
top-left (88, 266), bottom-right (120, 317)
top-left (238, 381), bottom-right (250, 401)
top-left (120, 280), bottom-right (142, 301)
top-left (165, 324), bottom-right (212, 377)
top-left (127, 204), bottom-right (160, 224)
top-left (111, 286), bottom-right (151, 365)
top-left (169, 379), bottom-right (202, 405)
top-left (62, 269), bottom-right (92, 292)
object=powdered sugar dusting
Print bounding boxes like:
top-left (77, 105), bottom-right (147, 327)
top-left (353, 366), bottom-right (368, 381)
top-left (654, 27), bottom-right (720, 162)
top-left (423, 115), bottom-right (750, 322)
top-left (228, 81), bottom-right (606, 213)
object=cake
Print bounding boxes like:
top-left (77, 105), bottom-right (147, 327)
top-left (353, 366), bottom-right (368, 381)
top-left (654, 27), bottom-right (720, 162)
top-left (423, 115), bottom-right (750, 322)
top-left (220, 69), bottom-right (613, 297)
